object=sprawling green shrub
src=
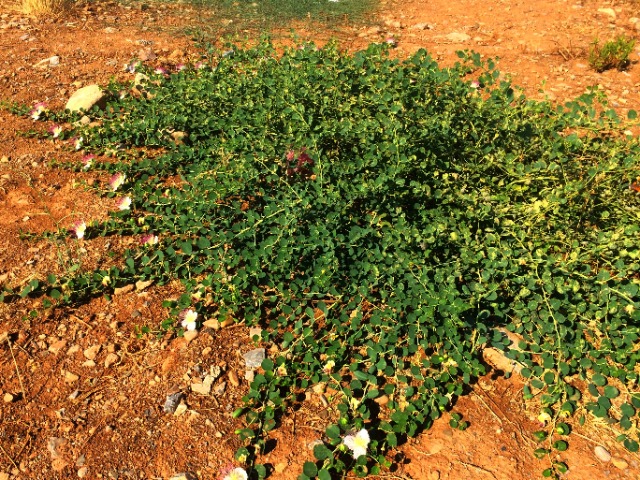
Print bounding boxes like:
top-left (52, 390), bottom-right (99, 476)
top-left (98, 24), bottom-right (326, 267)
top-left (10, 40), bottom-right (640, 478)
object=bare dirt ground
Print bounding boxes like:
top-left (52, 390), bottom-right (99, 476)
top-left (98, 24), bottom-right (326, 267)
top-left (1, 0), bottom-right (639, 479)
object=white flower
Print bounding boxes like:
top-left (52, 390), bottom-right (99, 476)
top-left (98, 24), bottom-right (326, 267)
top-left (117, 196), bottom-right (132, 211)
top-left (140, 233), bottom-right (158, 245)
top-left (82, 154), bottom-right (94, 170)
top-left (223, 467), bottom-right (248, 480)
top-left (109, 172), bottom-right (126, 191)
top-left (30, 102), bottom-right (48, 120)
top-left (49, 125), bottom-right (63, 138)
top-left (72, 220), bottom-right (87, 239)
top-left (180, 309), bottom-right (198, 331)
top-left (343, 428), bottom-right (370, 459)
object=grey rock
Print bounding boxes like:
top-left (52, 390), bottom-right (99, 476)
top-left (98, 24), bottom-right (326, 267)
top-left (65, 85), bottom-right (107, 113)
top-left (243, 348), bottom-right (266, 369)
top-left (163, 392), bottom-right (183, 413)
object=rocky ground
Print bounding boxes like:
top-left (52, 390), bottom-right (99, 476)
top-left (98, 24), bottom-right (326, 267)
top-left (1, 0), bottom-right (640, 479)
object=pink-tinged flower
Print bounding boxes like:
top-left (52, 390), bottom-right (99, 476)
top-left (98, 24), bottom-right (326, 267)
top-left (175, 63), bottom-right (186, 72)
top-left (285, 150), bottom-right (296, 162)
top-left (221, 467), bottom-right (248, 480)
top-left (49, 124), bottom-right (63, 138)
top-left (82, 154), bottom-right (95, 170)
top-left (72, 220), bottom-right (87, 239)
top-left (470, 81), bottom-right (480, 89)
top-left (140, 233), bottom-right (158, 245)
top-left (30, 102), bottom-right (48, 121)
top-left (194, 61), bottom-right (205, 70)
top-left (343, 428), bottom-right (370, 459)
top-left (72, 136), bottom-right (84, 151)
top-left (385, 36), bottom-right (397, 47)
top-left (117, 196), bottom-right (132, 211)
top-left (109, 172), bottom-right (125, 191)
top-left (179, 308), bottom-right (198, 331)
top-left (154, 66), bottom-right (168, 75)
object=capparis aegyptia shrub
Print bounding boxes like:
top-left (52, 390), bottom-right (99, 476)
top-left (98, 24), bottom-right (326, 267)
top-left (9, 39), bottom-right (640, 478)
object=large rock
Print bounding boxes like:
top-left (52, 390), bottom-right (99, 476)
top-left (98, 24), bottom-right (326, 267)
top-left (65, 84), bottom-right (107, 113)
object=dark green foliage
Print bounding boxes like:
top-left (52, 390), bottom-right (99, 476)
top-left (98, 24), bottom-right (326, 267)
top-left (588, 36), bottom-right (636, 72)
top-left (12, 40), bottom-right (640, 477)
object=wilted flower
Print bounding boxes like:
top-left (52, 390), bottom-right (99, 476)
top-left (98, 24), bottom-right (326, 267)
top-left (82, 154), bottom-right (95, 170)
top-left (30, 102), bottom-right (48, 121)
top-left (537, 410), bottom-right (552, 425)
top-left (123, 61), bottom-right (139, 73)
top-left (343, 428), bottom-right (370, 459)
top-left (109, 172), bottom-right (126, 191)
top-left (72, 220), bottom-right (87, 239)
top-left (222, 467), bottom-right (248, 480)
top-left (117, 196), bottom-right (132, 211)
top-left (180, 309), bottom-right (198, 331)
top-left (49, 124), bottom-right (63, 138)
top-left (323, 360), bottom-right (335, 374)
top-left (140, 233), bottom-right (158, 245)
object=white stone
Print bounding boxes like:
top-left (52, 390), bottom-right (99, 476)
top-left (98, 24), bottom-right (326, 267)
top-left (597, 7), bottom-right (616, 20)
top-left (594, 445), bottom-right (612, 462)
top-left (65, 85), bottom-right (107, 113)
top-left (446, 32), bottom-right (471, 42)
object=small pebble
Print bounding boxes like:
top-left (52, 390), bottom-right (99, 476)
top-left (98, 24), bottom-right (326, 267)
top-left (163, 392), bottom-right (183, 413)
top-left (612, 457), bottom-right (628, 470)
top-left (242, 348), bottom-right (265, 369)
top-left (183, 330), bottom-right (198, 344)
top-left (77, 467), bottom-right (88, 478)
top-left (594, 445), bottom-right (612, 462)
top-left (3, 393), bottom-right (14, 403)
top-left (228, 370), bottom-right (240, 387)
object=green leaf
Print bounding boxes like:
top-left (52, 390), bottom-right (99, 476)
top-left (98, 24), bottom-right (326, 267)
top-left (302, 461), bottom-right (318, 477)
top-left (552, 440), bottom-right (568, 451)
top-left (623, 438), bottom-right (639, 452)
top-left (253, 464), bottom-right (267, 479)
top-left (326, 425), bottom-right (341, 440)
top-left (313, 444), bottom-right (332, 461)
top-left (318, 469), bottom-right (332, 480)
top-left (603, 386), bottom-right (619, 399)
top-left (592, 373), bottom-right (607, 386)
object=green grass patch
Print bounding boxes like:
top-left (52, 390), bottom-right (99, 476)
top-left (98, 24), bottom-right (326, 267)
top-left (588, 36), bottom-right (636, 72)
top-left (159, 0), bottom-right (379, 39)
top-left (9, 40), bottom-right (640, 478)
